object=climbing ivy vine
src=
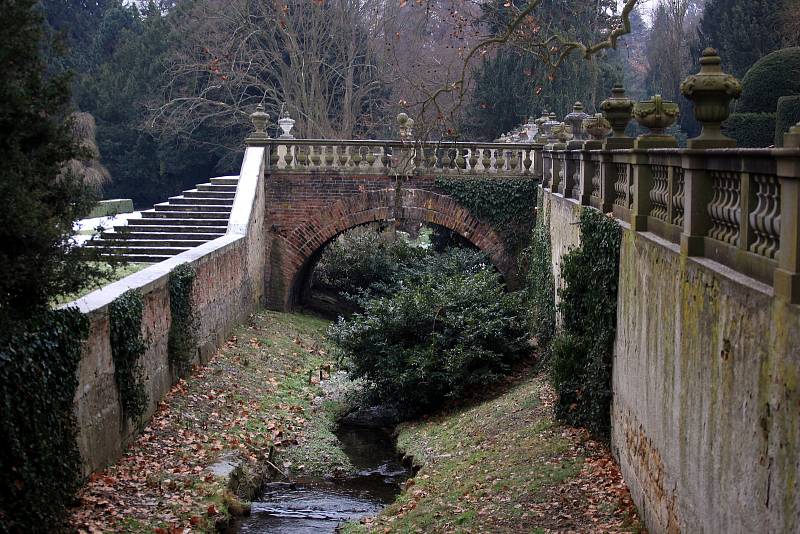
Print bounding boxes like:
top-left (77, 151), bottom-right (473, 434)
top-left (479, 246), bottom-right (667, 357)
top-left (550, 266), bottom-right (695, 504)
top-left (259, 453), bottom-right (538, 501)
top-left (550, 208), bottom-right (621, 437)
top-left (522, 192), bottom-right (556, 351)
top-left (109, 289), bottom-right (148, 423)
top-left (435, 176), bottom-right (538, 252)
top-left (168, 263), bottom-right (199, 374)
top-left (0, 309), bottom-right (88, 531)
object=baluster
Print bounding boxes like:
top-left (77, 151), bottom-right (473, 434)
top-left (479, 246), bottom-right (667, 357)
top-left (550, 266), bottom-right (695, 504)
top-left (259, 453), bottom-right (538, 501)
top-left (509, 150), bottom-right (519, 172)
top-left (351, 146), bottom-right (362, 168)
top-left (269, 145), bottom-right (280, 168)
top-left (309, 145), bottom-right (321, 167)
top-left (481, 148), bottom-right (492, 172)
top-left (468, 147), bottom-right (478, 170)
top-left (283, 144), bottom-right (294, 168)
top-left (673, 168), bottom-right (685, 226)
top-left (523, 148), bottom-right (533, 173)
top-left (494, 149), bottom-right (506, 172)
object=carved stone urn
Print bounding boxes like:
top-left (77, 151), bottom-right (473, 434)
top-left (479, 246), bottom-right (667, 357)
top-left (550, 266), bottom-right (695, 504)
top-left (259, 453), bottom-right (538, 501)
top-left (551, 123), bottom-right (573, 148)
top-left (247, 104), bottom-right (269, 142)
top-left (543, 114), bottom-right (561, 145)
top-left (583, 113), bottom-right (612, 149)
top-left (534, 111), bottom-right (550, 143)
top-left (633, 95), bottom-right (680, 148)
top-left (277, 109), bottom-right (295, 139)
top-left (564, 101), bottom-right (591, 142)
top-left (397, 112), bottom-right (414, 141)
top-left (680, 48), bottom-right (742, 148)
top-left (600, 84), bottom-right (634, 148)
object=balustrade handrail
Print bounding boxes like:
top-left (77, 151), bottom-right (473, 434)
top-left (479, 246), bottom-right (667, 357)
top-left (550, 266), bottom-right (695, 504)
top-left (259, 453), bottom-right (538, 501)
top-left (266, 138), bottom-right (539, 150)
top-left (539, 142), bottom-right (800, 304)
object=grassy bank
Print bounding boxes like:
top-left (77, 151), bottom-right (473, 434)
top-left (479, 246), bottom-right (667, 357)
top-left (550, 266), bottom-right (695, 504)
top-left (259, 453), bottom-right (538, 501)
top-left (69, 310), bottom-right (343, 533)
top-left (344, 373), bottom-right (644, 533)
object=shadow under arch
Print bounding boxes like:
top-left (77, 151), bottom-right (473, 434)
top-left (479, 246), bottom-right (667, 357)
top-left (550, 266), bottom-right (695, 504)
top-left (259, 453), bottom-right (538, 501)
top-left (266, 188), bottom-right (517, 310)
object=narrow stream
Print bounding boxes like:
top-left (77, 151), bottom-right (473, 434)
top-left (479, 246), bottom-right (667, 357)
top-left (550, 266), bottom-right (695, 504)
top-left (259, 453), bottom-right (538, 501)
top-left (230, 425), bottom-right (409, 533)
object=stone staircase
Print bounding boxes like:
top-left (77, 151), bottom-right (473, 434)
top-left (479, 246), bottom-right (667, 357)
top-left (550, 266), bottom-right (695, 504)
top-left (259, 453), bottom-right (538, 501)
top-left (87, 176), bottom-right (238, 263)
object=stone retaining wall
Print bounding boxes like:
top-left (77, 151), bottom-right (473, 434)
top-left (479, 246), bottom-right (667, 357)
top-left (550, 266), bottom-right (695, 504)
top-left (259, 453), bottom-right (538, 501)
top-left (70, 147), bottom-right (267, 476)
top-left (545, 189), bottom-right (800, 533)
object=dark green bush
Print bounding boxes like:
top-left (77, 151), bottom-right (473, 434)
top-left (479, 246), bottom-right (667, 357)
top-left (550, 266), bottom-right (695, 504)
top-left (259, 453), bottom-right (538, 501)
top-left (723, 113), bottom-right (777, 148)
top-left (736, 47), bottom-right (800, 113)
top-left (329, 250), bottom-right (529, 416)
top-left (775, 96), bottom-right (800, 147)
top-left (168, 263), bottom-right (199, 374)
top-left (109, 289), bottom-right (148, 422)
top-left (0, 309), bottom-right (88, 532)
top-left (313, 226), bottom-right (427, 298)
top-left (550, 209), bottom-right (621, 437)
top-left (522, 191), bottom-right (556, 349)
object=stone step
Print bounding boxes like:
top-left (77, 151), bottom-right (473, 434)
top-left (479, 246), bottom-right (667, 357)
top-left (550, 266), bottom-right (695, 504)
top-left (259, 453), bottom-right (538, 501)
top-left (119, 223), bottom-right (228, 232)
top-left (140, 210), bottom-right (229, 220)
top-left (168, 196), bottom-right (234, 206)
top-left (197, 183), bottom-right (237, 193)
top-left (182, 189), bottom-right (237, 199)
top-left (102, 231), bottom-right (223, 241)
top-left (154, 202), bottom-right (232, 213)
top-left (99, 253), bottom-right (174, 263)
top-left (88, 238), bottom-right (211, 248)
top-left (210, 176), bottom-right (239, 186)
top-left (93, 245), bottom-right (192, 256)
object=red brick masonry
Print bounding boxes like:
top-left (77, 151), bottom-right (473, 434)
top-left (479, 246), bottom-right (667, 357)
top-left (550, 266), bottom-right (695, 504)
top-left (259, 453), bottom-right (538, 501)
top-left (265, 173), bottom-right (515, 308)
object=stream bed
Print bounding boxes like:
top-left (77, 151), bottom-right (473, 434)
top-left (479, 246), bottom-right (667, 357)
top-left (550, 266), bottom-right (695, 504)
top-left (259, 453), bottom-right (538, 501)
top-left (230, 425), bottom-right (409, 533)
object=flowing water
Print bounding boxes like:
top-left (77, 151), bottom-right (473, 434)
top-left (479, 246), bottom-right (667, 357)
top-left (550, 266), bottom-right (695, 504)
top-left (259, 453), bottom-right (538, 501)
top-left (230, 425), bottom-right (408, 533)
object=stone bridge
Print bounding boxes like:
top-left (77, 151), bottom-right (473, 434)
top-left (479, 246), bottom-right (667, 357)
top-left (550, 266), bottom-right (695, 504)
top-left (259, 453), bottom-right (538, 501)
top-left (255, 138), bottom-right (540, 309)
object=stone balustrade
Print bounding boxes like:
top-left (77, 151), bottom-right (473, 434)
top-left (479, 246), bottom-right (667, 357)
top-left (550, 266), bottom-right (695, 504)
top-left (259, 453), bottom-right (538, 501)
top-left (541, 143), bottom-right (800, 303)
top-left (259, 138), bottom-right (541, 176)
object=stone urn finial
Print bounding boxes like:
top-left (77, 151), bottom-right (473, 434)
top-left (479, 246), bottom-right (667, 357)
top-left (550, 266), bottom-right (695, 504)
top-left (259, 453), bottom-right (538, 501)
top-left (583, 113), bottom-right (612, 149)
top-left (397, 112), bottom-right (414, 141)
top-left (564, 101), bottom-right (591, 142)
top-left (551, 122), bottom-right (573, 148)
top-left (633, 94), bottom-right (680, 148)
top-left (248, 104), bottom-right (269, 141)
top-left (680, 48), bottom-right (742, 149)
top-left (600, 84), bottom-right (634, 149)
top-left (277, 107), bottom-right (296, 139)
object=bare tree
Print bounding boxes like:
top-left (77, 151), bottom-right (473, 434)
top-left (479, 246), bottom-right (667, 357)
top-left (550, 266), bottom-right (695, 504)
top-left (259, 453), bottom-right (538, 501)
top-left (152, 0), bottom-right (391, 146)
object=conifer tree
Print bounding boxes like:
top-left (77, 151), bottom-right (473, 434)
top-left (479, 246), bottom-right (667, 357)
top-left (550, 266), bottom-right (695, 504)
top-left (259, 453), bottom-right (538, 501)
top-left (0, 0), bottom-right (103, 328)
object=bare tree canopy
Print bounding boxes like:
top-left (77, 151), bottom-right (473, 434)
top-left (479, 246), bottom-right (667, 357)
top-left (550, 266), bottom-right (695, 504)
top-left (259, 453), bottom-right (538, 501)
top-left (152, 0), bottom-right (642, 147)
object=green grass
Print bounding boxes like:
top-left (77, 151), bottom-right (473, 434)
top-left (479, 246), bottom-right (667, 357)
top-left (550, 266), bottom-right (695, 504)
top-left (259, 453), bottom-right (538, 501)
top-left (353, 374), bottom-right (642, 533)
top-left (55, 262), bottom-right (148, 305)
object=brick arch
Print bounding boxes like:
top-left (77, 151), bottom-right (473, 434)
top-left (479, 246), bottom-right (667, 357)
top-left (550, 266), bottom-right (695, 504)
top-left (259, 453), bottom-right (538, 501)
top-left (267, 188), bottom-right (517, 309)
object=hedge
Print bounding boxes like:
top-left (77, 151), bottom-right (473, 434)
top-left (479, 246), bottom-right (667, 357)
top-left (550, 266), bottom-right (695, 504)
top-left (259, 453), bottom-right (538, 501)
top-left (722, 112), bottom-right (777, 148)
top-left (737, 47), bottom-right (800, 113)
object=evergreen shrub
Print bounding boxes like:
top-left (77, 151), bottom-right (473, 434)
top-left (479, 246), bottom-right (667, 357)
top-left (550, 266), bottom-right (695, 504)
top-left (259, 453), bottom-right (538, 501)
top-left (329, 250), bottom-right (529, 416)
top-left (723, 113), bottom-right (777, 147)
top-left (736, 47), bottom-right (800, 113)
top-left (0, 309), bottom-right (88, 531)
top-left (550, 209), bottom-right (621, 437)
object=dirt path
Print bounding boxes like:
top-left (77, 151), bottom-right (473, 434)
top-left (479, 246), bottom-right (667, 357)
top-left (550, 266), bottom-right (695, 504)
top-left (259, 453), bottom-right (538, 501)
top-left (345, 373), bottom-right (645, 533)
